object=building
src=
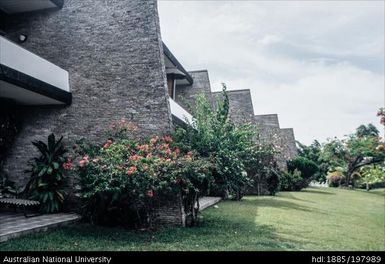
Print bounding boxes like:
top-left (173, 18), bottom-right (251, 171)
top-left (0, 0), bottom-right (298, 223)
top-left (0, 0), bottom-right (196, 226)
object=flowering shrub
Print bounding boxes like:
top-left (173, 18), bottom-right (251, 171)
top-left (75, 134), bottom-right (213, 228)
top-left (377, 108), bottom-right (385, 127)
top-left (327, 171), bottom-right (345, 187)
top-left (173, 85), bottom-right (269, 199)
top-left (243, 142), bottom-right (280, 195)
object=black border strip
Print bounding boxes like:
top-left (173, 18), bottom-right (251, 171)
top-left (0, 64), bottom-right (72, 105)
top-left (162, 43), bottom-right (194, 85)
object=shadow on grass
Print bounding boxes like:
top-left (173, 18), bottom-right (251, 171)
top-left (278, 192), bottom-right (315, 204)
top-left (241, 198), bottom-right (315, 213)
top-left (302, 188), bottom-right (335, 195)
top-left (1, 203), bottom-right (301, 251)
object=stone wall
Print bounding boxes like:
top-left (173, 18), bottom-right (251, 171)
top-left (254, 114), bottom-right (287, 170)
top-left (153, 193), bottom-right (185, 227)
top-left (1, 0), bottom-right (172, 194)
top-left (174, 70), bottom-right (214, 112)
top-left (213, 89), bottom-right (255, 125)
top-left (254, 114), bottom-right (280, 129)
top-left (280, 128), bottom-right (298, 161)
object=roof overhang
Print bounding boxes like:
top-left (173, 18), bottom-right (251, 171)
top-left (163, 42), bottom-right (193, 85)
top-left (0, 36), bottom-right (71, 105)
top-left (0, 0), bottom-right (64, 14)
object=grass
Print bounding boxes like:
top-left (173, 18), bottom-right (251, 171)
top-left (1, 187), bottom-right (384, 251)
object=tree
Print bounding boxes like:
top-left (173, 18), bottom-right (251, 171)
top-left (356, 124), bottom-right (379, 138)
top-left (243, 142), bottom-right (280, 196)
top-left (287, 156), bottom-right (319, 180)
top-left (357, 165), bottom-right (385, 191)
top-left (297, 140), bottom-right (329, 182)
top-left (321, 133), bottom-right (385, 187)
top-left (173, 84), bottom-right (260, 199)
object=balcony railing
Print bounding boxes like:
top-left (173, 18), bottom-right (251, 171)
top-left (0, 36), bottom-right (71, 105)
top-left (168, 98), bottom-right (194, 126)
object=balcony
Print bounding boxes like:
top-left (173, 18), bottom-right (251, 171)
top-left (0, 36), bottom-right (71, 105)
top-left (0, 0), bottom-right (63, 14)
top-left (168, 98), bottom-right (194, 126)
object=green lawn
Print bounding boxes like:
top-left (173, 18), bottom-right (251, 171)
top-left (1, 187), bottom-right (384, 251)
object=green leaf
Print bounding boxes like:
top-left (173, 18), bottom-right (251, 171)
top-left (38, 167), bottom-right (47, 177)
top-left (52, 162), bottom-right (59, 169)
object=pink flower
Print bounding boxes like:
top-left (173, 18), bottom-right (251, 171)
top-left (79, 159), bottom-right (87, 168)
top-left (150, 136), bottom-right (159, 144)
top-left (381, 116), bottom-right (385, 126)
top-left (163, 135), bottom-right (173, 143)
top-left (129, 155), bottom-right (141, 161)
top-left (146, 190), bottom-right (154, 198)
top-left (146, 153), bottom-right (153, 158)
top-left (83, 155), bottom-right (89, 161)
top-left (63, 162), bottom-right (73, 170)
top-left (127, 166), bottom-right (137, 176)
top-left (160, 143), bottom-right (170, 150)
top-left (103, 139), bottom-right (113, 149)
top-left (136, 144), bottom-right (149, 152)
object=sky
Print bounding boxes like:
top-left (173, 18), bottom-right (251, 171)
top-left (157, 0), bottom-right (385, 145)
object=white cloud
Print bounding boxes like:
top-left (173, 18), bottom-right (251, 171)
top-left (158, 0), bottom-right (385, 144)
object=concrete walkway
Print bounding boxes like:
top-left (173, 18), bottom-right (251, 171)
top-left (0, 212), bottom-right (80, 243)
top-left (199, 196), bottom-right (222, 211)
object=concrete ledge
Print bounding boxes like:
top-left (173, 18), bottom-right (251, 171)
top-left (199, 197), bottom-right (222, 211)
top-left (0, 213), bottom-right (80, 243)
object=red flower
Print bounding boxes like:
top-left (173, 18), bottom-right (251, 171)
top-left (103, 139), bottom-right (113, 149)
top-left (79, 159), bottom-right (87, 168)
top-left (127, 166), bottom-right (137, 176)
top-left (129, 155), bottom-right (141, 161)
top-left (163, 135), bottom-right (173, 143)
top-left (136, 144), bottom-right (149, 152)
top-left (146, 190), bottom-right (154, 198)
top-left (150, 136), bottom-right (159, 144)
top-left (381, 116), bottom-right (385, 126)
top-left (63, 162), bottom-right (73, 170)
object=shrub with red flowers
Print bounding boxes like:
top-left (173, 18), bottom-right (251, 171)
top-left (377, 108), bottom-right (385, 127)
top-left (75, 134), bottom-right (213, 228)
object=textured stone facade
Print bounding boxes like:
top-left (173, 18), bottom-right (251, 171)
top-left (174, 70), bottom-right (214, 111)
top-left (212, 89), bottom-right (255, 125)
top-left (254, 114), bottom-right (287, 170)
top-left (280, 128), bottom-right (298, 160)
top-left (254, 114), bottom-right (280, 129)
top-left (153, 194), bottom-right (185, 227)
top-left (1, 0), bottom-right (172, 200)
